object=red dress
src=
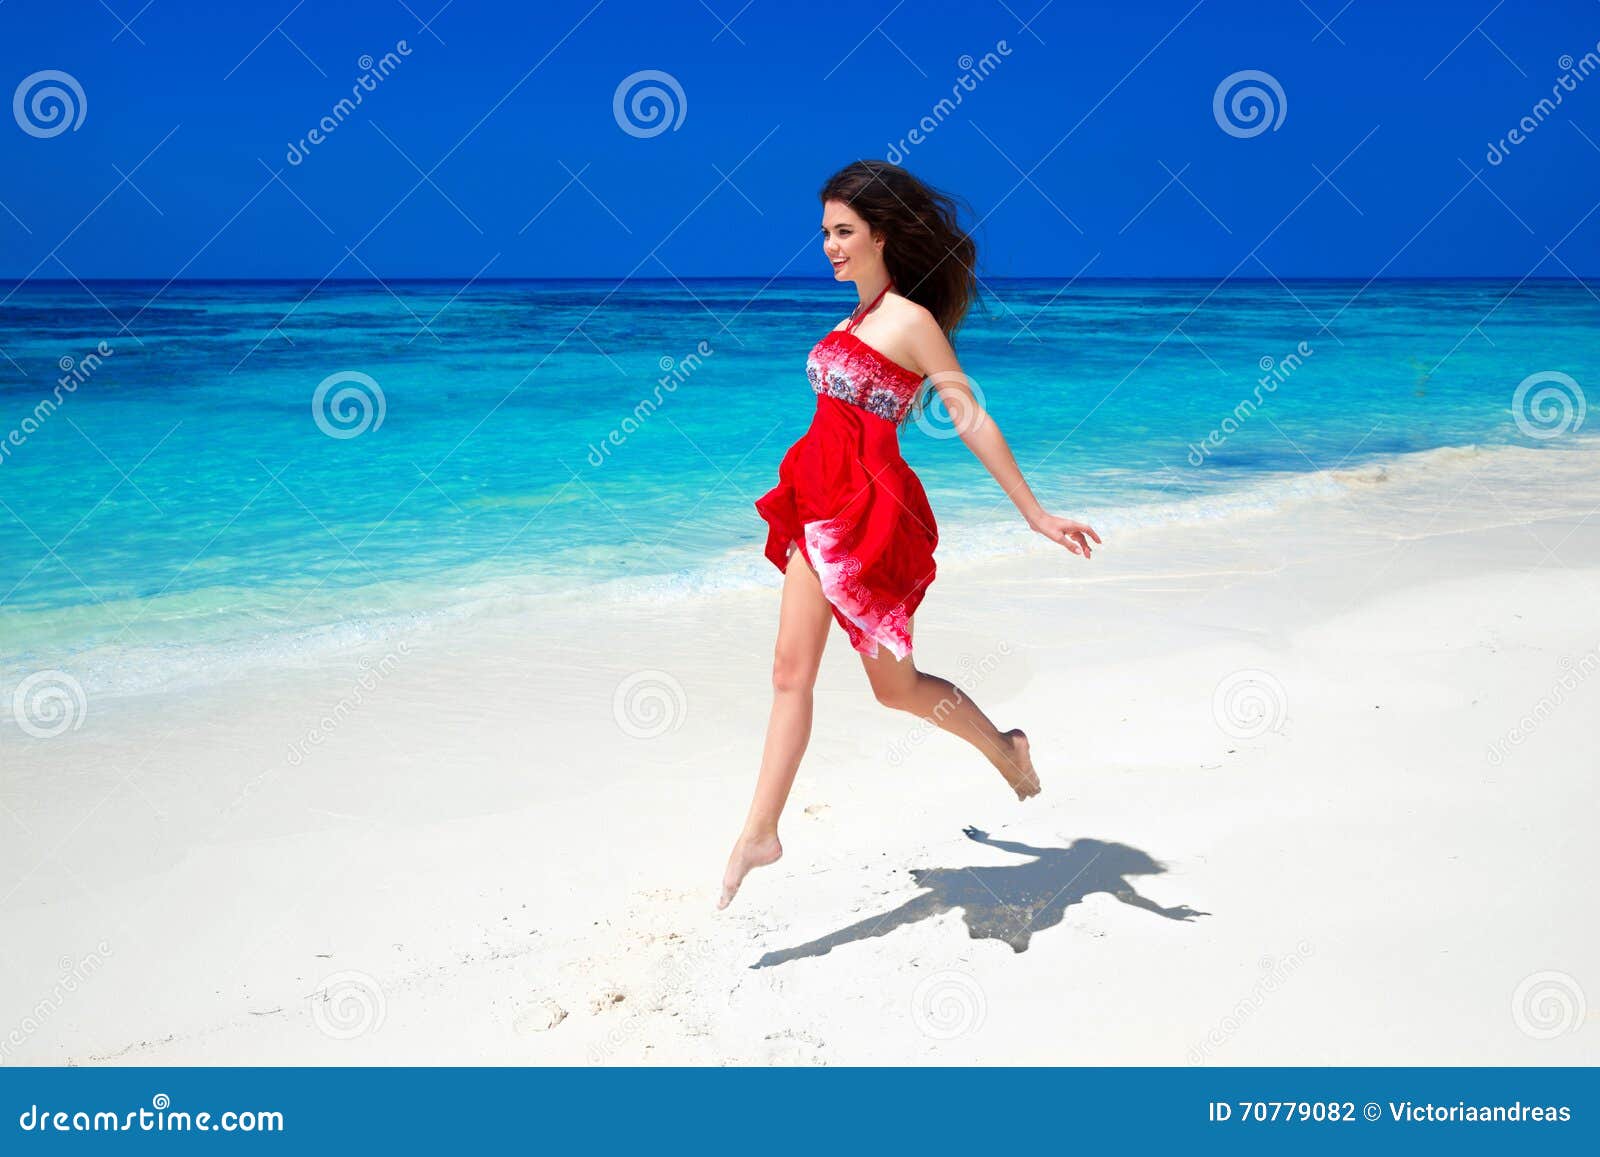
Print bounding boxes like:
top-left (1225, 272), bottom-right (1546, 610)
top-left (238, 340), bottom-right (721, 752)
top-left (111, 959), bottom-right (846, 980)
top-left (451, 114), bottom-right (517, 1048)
top-left (754, 282), bottom-right (938, 660)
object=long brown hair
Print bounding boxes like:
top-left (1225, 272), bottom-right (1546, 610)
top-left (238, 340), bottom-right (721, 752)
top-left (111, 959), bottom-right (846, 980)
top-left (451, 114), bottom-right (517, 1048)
top-left (818, 160), bottom-right (980, 339)
top-left (818, 160), bottom-right (983, 428)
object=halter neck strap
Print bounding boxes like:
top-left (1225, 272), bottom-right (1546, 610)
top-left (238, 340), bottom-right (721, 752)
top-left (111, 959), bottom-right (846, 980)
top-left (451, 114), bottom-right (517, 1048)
top-left (846, 280), bottom-right (893, 333)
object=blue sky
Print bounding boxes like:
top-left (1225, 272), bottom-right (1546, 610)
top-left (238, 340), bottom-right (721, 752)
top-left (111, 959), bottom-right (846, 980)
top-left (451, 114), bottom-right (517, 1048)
top-left (1, 0), bottom-right (1598, 279)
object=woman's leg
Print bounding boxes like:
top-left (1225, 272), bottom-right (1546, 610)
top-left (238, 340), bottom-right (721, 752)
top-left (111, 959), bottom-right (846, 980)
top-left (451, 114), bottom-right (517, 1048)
top-left (719, 543), bottom-right (835, 909)
top-left (860, 618), bottom-right (1040, 800)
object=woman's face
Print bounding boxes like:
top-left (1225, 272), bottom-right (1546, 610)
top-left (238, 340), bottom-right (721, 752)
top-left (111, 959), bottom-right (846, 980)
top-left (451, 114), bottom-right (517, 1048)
top-left (820, 199), bottom-right (880, 281)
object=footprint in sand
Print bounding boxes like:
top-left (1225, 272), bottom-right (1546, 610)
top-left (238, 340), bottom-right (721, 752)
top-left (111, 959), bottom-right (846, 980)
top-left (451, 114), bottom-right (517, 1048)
top-left (512, 998), bottom-right (567, 1034)
top-left (762, 1027), bottom-right (827, 1065)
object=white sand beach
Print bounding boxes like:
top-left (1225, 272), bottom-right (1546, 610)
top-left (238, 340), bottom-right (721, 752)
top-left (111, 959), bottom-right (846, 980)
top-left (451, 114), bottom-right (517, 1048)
top-left (4, 438), bottom-right (1599, 1066)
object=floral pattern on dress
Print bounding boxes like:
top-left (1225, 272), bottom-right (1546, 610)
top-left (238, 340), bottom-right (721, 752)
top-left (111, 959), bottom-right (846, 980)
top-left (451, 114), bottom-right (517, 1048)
top-left (757, 313), bottom-right (936, 661)
top-left (805, 332), bottom-right (923, 425)
top-left (802, 515), bottom-right (915, 661)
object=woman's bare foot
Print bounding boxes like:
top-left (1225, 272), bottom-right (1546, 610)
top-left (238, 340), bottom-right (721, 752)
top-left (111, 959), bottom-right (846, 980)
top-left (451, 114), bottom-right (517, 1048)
top-left (997, 728), bottom-right (1040, 800)
top-left (718, 831), bottom-right (783, 909)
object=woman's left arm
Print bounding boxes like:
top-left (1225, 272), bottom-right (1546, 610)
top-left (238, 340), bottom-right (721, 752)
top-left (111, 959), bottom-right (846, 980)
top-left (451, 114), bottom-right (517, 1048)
top-left (909, 315), bottom-right (1102, 559)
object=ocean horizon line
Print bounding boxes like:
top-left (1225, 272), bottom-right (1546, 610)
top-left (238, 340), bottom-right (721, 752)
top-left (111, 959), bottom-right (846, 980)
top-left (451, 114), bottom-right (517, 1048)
top-left (2, 274), bottom-right (1595, 288)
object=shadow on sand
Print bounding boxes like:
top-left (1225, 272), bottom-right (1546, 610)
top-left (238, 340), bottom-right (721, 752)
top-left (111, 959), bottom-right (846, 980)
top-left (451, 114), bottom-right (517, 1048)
top-left (751, 826), bottom-right (1208, 968)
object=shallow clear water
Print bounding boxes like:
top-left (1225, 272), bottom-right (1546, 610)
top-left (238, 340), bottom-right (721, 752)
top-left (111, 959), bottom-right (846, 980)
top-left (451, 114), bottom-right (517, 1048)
top-left (1, 277), bottom-right (1594, 696)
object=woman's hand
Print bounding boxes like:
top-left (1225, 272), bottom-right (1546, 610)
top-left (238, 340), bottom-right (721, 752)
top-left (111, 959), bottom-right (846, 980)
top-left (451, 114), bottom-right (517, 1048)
top-left (1029, 512), bottom-right (1101, 559)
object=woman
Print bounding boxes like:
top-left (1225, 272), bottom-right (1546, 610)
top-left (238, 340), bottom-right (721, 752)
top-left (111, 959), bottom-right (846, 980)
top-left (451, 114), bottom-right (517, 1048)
top-left (721, 161), bottom-right (1101, 910)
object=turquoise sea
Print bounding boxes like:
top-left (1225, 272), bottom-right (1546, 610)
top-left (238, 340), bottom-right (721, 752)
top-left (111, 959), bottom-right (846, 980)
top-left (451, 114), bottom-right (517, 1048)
top-left (1, 278), bottom-right (1595, 698)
